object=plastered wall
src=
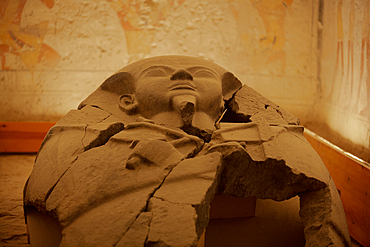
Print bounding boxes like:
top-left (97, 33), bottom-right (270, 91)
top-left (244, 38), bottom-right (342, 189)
top-left (0, 0), bottom-right (318, 122)
top-left (1, 0), bottom-right (367, 161)
top-left (307, 0), bottom-right (370, 162)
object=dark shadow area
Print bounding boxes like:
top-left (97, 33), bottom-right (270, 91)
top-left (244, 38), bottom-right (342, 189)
top-left (205, 196), bottom-right (305, 247)
top-left (25, 206), bottom-right (62, 247)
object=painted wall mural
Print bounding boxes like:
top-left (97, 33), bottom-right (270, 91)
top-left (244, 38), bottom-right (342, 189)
top-left (325, 0), bottom-right (370, 117)
top-left (358, 0), bottom-right (370, 116)
top-left (226, 0), bottom-right (293, 75)
top-left (0, 0), bottom-right (312, 78)
top-left (249, 0), bottom-right (293, 75)
top-left (354, 1), bottom-right (370, 116)
top-left (0, 0), bottom-right (61, 70)
top-left (106, 0), bottom-right (186, 63)
top-left (318, 0), bottom-right (370, 162)
top-left (3, 0), bottom-right (367, 162)
top-left (0, 0), bottom-right (317, 124)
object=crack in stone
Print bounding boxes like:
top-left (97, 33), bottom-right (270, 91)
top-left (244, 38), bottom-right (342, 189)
top-left (180, 125), bottom-right (213, 143)
top-left (112, 211), bottom-right (153, 247)
top-left (220, 86), bottom-right (296, 126)
top-left (82, 122), bottom-right (125, 152)
top-left (61, 148), bottom-right (201, 228)
top-left (143, 162), bottom-right (181, 213)
top-left (275, 107), bottom-right (285, 120)
top-left (44, 156), bottom-right (79, 208)
top-left (139, 142), bottom-right (205, 245)
top-left (143, 233), bottom-right (150, 247)
top-left (97, 113), bottom-right (112, 123)
top-left (221, 97), bottom-right (252, 123)
top-left (80, 124), bottom-right (88, 149)
top-left (113, 155), bottom-right (196, 246)
top-left (90, 104), bottom-right (115, 116)
top-left (60, 140), bottom-right (205, 238)
top-left (1, 233), bottom-right (28, 241)
top-left (215, 145), bottom-right (328, 201)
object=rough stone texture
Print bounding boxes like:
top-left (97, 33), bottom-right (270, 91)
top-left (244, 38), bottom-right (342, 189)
top-left (24, 115), bottom-right (125, 212)
top-left (146, 198), bottom-right (198, 247)
top-left (299, 179), bottom-right (352, 247)
top-left (225, 85), bottom-right (300, 125)
top-left (0, 155), bottom-right (34, 247)
top-left (115, 212), bottom-right (152, 247)
top-left (24, 56), bottom-right (350, 247)
top-left (153, 152), bottom-right (222, 239)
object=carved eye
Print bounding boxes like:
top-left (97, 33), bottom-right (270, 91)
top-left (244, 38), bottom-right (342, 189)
top-left (145, 69), bottom-right (167, 77)
top-left (193, 70), bottom-right (218, 79)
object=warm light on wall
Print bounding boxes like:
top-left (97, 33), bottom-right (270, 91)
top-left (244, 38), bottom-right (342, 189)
top-left (325, 105), bottom-right (370, 149)
top-left (305, 128), bottom-right (370, 169)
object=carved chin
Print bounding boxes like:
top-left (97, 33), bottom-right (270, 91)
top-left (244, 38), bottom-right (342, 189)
top-left (171, 95), bottom-right (196, 125)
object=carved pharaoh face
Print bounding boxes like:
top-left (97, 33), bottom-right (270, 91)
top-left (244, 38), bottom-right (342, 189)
top-left (133, 64), bottom-right (224, 121)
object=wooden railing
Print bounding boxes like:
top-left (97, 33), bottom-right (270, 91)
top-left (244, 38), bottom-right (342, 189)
top-left (304, 129), bottom-right (370, 247)
top-left (0, 122), bottom-right (55, 153)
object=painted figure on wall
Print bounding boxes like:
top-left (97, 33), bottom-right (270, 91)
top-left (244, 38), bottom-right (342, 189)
top-left (327, 0), bottom-right (369, 117)
top-left (106, 0), bottom-right (186, 63)
top-left (357, 0), bottom-right (370, 116)
top-left (0, 0), bottom-right (60, 70)
top-left (227, 0), bottom-right (250, 54)
top-left (329, 0), bottom-right (344, 103)
top-left (227, 0), bottom-right (292, 74)
top-left (341, 0), bottom-right (355, 109)
top-left (327, 0), bottom-right (370, 116)
top-left (250, 0), bottom-right (293, 74)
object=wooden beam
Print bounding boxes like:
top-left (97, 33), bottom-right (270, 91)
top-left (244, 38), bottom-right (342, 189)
top-left (304, 129), bottom-right (370, 247)
top-left (0, 122), bottom-right (55, 153)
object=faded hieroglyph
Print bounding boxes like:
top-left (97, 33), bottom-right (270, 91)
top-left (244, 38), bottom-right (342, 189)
top-left (24, 56), bottom-right (351, 247)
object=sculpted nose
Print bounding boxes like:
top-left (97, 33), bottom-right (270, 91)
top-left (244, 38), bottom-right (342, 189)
top-left (170, 69), bottom-right (193, 81)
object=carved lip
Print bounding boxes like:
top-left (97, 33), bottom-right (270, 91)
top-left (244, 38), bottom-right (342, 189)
top-left (169, 82), bottom-right (197, 91)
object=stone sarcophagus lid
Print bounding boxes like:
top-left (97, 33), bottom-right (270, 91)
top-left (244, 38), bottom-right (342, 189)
top-left (24, 56), bottom-right (351, 247)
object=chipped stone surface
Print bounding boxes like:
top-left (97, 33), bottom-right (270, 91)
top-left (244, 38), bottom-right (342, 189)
top-left (250, 106), bottom-right (289, 125)
top-left (146, 198), bottom-right (198, 247)
top-left (206, 142), bottom-right (327, 201)
top-left (154, 153), bottom-right (222, 238)
top-left (24, 56), bottom-right (350, 246)
top-left (227, 85), bottom-right (300, 125)
top-left (299, 179), bottom-right (352, 247)
top-left (58, 194), bottom-right (146, 246)
top-left (45, 130), bottom-right (189, 225)
top-left (115, 212), bottom-right (152, 247)
top-left (24, 121), bottom-right (125, 210)
top-left (154, 153), bottom-right (221, 205)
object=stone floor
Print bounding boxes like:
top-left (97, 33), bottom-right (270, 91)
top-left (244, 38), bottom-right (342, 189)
top-left (0, 154), bottom-right (34, 247)
top-left (0, 154), bottom-right (363, 247)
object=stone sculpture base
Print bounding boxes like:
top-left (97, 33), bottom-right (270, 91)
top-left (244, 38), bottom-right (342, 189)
top-left (23, 56), bottom-right (351, 247)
